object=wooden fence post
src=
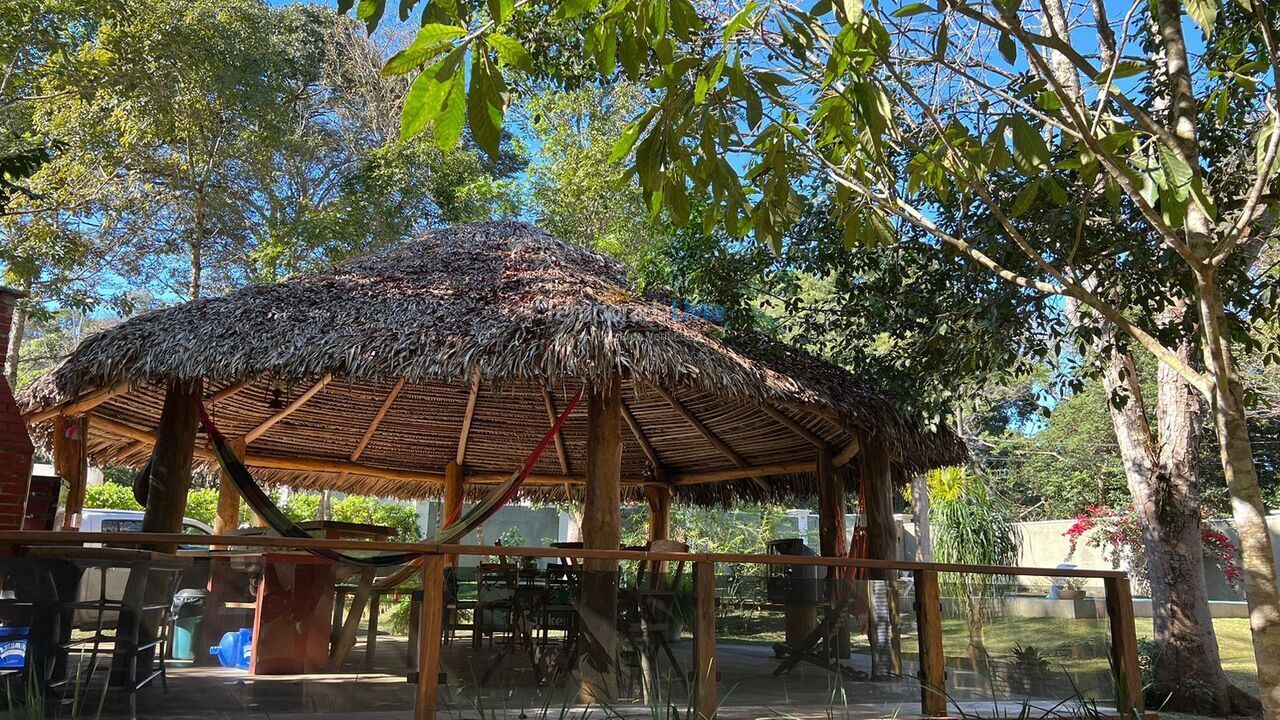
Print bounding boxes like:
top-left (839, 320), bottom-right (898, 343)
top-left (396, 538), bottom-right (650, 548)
top-left (1105, 575), bottom-right (1143, 717)
top-left (913, 569), bottom-right (947, 717)
top-left (693, 561), bottom-right (717, 720)
top-left (415, 554), bottom-right (446, 720)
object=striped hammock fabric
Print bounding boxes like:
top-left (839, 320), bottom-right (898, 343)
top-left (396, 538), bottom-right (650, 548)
top-left (194, 386), bottom-right (582, 566)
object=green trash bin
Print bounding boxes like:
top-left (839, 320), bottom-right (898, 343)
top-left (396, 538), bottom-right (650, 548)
top-left (171, 589), bottom-right (206, 660)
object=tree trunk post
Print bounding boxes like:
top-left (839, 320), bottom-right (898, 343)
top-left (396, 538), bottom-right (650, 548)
top-left (54, 414), bottom-right (89, 531)
top-left (645, 475), bottom-right (671, 543)
top-left (213, 437), bottom-right (245, 543)
top-left (861, 433), bottom-right (901, 679)
top-left (913, 569), bottom-right (946, 716)
top-left (693, 560), bottom-right (717, 720)
top-left (1105, 576), bottom-right (1143, 717)
top-left (442, 460), bottom-right (464, 565)
top-left (415, 553), bottom-right (445, 720)
top-left (141, 379), bottom-right (203, 550)
top-left (579, 374), bottom-right (622, 703)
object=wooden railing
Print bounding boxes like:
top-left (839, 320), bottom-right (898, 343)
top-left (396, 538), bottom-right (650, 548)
top-left (0, 531), bottom-right (1143, 720)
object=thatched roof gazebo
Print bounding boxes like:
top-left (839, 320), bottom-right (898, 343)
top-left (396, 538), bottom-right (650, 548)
top-left (22, 220), bottom-right (962, 557)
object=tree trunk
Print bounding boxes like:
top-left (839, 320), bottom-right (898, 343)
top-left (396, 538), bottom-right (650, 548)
top-left (1196, 280), bottom-right (1280, 718)
top-left (1101, 333), bottom-right (1260, 714)
top-left (4, 276), bottom-right (30, 388)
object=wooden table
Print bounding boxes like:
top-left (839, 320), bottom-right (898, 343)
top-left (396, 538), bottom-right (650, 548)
top-left (202, 522), bottom-right (399, 675)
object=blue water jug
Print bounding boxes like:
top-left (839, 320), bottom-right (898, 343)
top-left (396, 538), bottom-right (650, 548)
top-left (209, 628), bottom-right (252, 669)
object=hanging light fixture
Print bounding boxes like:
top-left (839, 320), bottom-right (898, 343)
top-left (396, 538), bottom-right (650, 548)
top-left (267, 376), bottom-right (288, 410)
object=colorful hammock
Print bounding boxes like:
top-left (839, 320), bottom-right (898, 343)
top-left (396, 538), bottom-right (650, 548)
top-left (194, 387), bottom-right (583, 567)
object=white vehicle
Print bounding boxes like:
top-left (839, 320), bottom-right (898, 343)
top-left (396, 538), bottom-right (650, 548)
top-left (74, 509), bottom-right (212, 626)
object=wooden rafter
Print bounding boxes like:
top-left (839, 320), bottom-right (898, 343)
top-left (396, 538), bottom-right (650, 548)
top-left (653, 386), bottom-right (769, 492)
top-left (350, 378), bottom-right (406, 462)
top-left (26, 382), bottom-right (131, 423)
top-left (761, 404), bottom-right (829, 449)
top-left (671, 461), bottom-right (815, 485)
top-left (209, 378), bottom-right (255, 405)
top-left (455, 372), bottom-right (480, 465)
top-left (833, 436), bottom-right (861, 467)
top-left (91, 413), bottom-right (441, 484)
top-left (540, 384), bottom-right (571, 474)
top-left (243, 373), bottom-right (334, 444)
top-left (620, 400), bottom-right (661, 469)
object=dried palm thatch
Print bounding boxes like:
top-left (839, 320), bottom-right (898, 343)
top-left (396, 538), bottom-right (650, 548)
top-left (20, 221), bottom-right (964, 505)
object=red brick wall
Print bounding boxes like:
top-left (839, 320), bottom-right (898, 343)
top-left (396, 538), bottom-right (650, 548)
top-left (0, 289), bottom-right (34, 531)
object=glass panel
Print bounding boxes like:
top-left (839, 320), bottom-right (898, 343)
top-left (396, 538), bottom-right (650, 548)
top-left (938, 573), bottom-right (1117, 713)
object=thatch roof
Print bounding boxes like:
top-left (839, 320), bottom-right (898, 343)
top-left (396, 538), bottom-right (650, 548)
top-left (20, 221), bottom-right (964, 504)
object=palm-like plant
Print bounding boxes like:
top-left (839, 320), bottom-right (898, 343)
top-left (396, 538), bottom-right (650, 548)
top-left (929, 466), bottom-right (1020, 668)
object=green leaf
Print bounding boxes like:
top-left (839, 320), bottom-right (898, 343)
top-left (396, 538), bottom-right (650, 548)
top-left (383, 24), bottom-right (466, 76)
top-left (1008, 116), bottom-right (1050, 174)
top-left (933, 20), bottom-right (949, 58)
top-left (434, 70), bottom-right (467, 150)
top-left (997, 32), bottom-right (1016, 63)
top-left (399, 53), bottom-right (461, 140)
top-left (610, 120), bottom-right (644, 163)
top-left (891, 2), bottom-right (934, 16)
top-left (398, 0), bottom-right (418, 20)
top-left (357, 0), bottom-right (386, 32)
top-left (1093, 60), bottom-right (1148, 82)
top-left (1010, 180), bottom-right (1040, 216)
top-left (1157, 144), bottom-right (1194, 201)
top-left (487, 0), bottom-right (514, 23)
top-left (1183, 0), bottom-right (1217, 36)
top-left (840, 0), bottom-right (863, 25)
top-left (466, 53), bottom-right (507, 157)
top-left (485, 33), bottom-right (533, 72)
top-left (722, 1), bottom-right (760, 42)
top-left (1257, 115), bottom-right (1279, 181)
top-left (1040, 176), bottom-right (1067, 205)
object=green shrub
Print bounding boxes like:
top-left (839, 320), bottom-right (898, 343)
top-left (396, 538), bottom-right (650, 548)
top-left (84, 482), bottom-right (142, 512)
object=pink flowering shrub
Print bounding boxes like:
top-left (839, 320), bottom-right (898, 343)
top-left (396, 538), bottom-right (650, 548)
top-left (1065, 504), bottom-right (1243, 594)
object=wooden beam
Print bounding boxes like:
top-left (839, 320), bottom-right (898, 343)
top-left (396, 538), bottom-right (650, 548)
top-left (860, 433), bottom-right (897, 566)
top-left (213, 438), bottom-right (246, 540)
top-left (1105, 576), bottom-right (1143, 717)
top-left (653, 386), bottom-right (769, 492)
top-left (671, 461), bottom-right (816, 485)
top-left (141, 380), bottom-right (203, 548)
top-left (243, 373), bottom-right (333, 444)
top-left (442, 461), bottom-right (464, 566)
top-left (209, 379), bottom-right (255, 405)
top-left (692, 561), bottom-right (717, 720)
top-left (913, 569), bottom-right (947, 716)
top-left (455, 372), bottom-right (480, 466)
top-left (620, 401), bottom-right (661, 468)
top-left (761, 404), bottom-right (829, 448)
top-left (414, 554), bottom-right (446, 720)
top-left (89, 414), bottom-right (446, 484)
top-left (579, 374), bottom-right (622, 702)
top-left (815, 446), bottom-right (845, 558)
top-left (27, 382), bottom-right (130, 424)
top-left (644, 480), bottom-right (671, 542)
top-left (833, 435), bottom-right (861, 467)
top-left (53, 415), bottom-right (89, 530)
top-left (351, 378), bottom-right (405, 462)
top-left (540, 384), bottom-right (570, 475)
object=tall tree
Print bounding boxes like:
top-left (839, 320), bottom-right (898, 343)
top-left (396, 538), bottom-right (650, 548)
top-left (360, 0), bottom-right (1280, 711)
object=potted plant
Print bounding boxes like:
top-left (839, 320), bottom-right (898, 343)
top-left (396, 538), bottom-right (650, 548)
top-left (1008, 643), bottom-right (1052, 695)
top-left (1057, 578), bottom-right (1087, 600)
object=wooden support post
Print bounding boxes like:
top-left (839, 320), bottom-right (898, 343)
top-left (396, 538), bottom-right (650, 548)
top-left (1105, 576), bottom-right (1143, 717)
top-left (442, 461), bottom-right (464, 566)
top-left (913, 569), bottom-right (947, 717)
top-left (815, 446), bottom-right (850, 656)
top-left (53, 414), bottom-right (89, 530)
top-left (141, 380), bottom-right (203, 551)
top-left (415, 554), bottom-right (446, 720)
top-left (692, 561), bottom-right (717, 720)
top-left (860, 434), bottom-right (901, 679)
top-left (645, 475), bottom-right (671, 543)
top-left (213, 438), bottom-right (245, 542)
top-left (579, 374), bottom-right (622, 703)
